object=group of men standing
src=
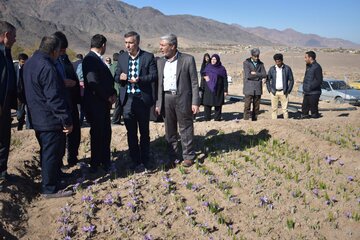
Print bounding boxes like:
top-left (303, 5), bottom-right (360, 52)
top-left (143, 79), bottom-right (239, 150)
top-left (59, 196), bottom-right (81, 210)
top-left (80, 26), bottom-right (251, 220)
top-left (0, 20), bottom-right (200, 198)
top-left (0, 19), bottom-right (323, 198)
top-left (244, 48), bottom-right (323, 120)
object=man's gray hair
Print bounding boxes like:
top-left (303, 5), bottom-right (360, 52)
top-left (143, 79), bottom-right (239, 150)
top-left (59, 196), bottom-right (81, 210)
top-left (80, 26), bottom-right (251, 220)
top-left (39, 35), bottom-right (61, 55)
top-left (160, 34), bottom-right (177, 48)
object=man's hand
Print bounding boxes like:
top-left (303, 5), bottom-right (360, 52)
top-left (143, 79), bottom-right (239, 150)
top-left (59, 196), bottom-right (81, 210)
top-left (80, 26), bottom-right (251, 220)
top-left (192, 105), bottom-right (199, 114)
top-left (119, 73), bottom-right (128, 81)
top-left (108, 94), bottom-right (116, 104)
top-left (155, 107), bottom-right (161, 116)
top-left (64, 79), bottom-right (76, 87)
top-left (63, 125), bottom-right (73, 135)
top-left (224, 92), bottom-right (228, 97)
top-left (128, 77), bottom-right (139, 84)
top-left (204, 76), bottom-right (210, 82)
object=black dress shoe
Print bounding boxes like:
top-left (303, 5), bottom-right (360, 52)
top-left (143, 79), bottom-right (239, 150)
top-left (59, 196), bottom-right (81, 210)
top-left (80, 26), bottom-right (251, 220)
top-left (311, 113), bottom-right (321, 119)
top-left (42, 190), bottom-right (74, 199)
top-left (300, 114), bottom-right (310, 119)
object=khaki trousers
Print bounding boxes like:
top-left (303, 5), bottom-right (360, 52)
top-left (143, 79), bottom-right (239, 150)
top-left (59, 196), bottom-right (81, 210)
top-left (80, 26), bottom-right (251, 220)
top-left (271, 91), bottom-right (289, 119)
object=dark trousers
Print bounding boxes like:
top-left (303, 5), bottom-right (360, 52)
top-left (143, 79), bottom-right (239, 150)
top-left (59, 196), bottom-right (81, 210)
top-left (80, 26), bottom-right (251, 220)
top-left (164, 94), bottom-right (195, 161)
top-left (78, 101), bottom-right (85, 126)
top-left (112, 96), bottom-right (123, 124)
top-left (204, 105), bottom-right (222, 121)
top-left (0, 109), bottom-right (11, 175)
top-left (17, 101), bottom-right (26, 130)
top-left (85, 103), bottom-right (111, 168)
top-left (66, 103), bottom-right (81, 165)
top-left (35, 130), bottom-right (65, 194)
top-left (244, 95), bottom-right (261, 120)
top-left (123, 94), bottom-right (150, 165)
top-left (302, 94), bottom-right (320, 116)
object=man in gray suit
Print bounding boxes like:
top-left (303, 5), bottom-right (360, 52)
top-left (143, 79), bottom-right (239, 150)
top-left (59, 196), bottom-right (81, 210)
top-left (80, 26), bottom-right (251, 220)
top-left (155, 34), bottom-right (200, 167)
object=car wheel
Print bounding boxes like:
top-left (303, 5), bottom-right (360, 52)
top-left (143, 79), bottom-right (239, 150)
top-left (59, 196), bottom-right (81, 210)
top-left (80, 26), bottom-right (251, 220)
top-left (334, 96), bottom-right (344, 104)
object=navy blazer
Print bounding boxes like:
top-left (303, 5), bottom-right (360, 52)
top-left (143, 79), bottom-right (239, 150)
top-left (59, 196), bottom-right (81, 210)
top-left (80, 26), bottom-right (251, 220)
top-left (266, 64), bottom-right (294, 95)
top-left (0, 47), bottom-right (17, 115)
top-left (114, 50), bottom-right (157, 107)
top-left (82, 51), bottom-right (116, 108)
top-left (23, 50), bottom-right (72, 131)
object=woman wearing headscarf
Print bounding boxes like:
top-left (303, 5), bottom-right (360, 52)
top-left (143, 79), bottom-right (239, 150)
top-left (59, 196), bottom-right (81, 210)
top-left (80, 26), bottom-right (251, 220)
top-left (201, 54), bottom-right (228, 121)
top-left (198, 53), bottom-right (211, 107)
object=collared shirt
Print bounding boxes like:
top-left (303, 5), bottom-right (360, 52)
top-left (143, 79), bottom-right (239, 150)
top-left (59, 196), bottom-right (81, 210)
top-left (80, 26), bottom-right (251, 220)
top-left (91, 50), bottom-right (104, 63)
top-left (163, 52), bottom-right (178, 91)
top-left (251, 59), bottom-right (258, 67)
top-left (275, 65), bottom-right (284, 90)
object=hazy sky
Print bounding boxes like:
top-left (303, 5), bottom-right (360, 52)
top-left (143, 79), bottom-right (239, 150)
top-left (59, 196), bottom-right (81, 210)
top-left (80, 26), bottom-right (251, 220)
top-left (123, 0), bottom-right (360, 44)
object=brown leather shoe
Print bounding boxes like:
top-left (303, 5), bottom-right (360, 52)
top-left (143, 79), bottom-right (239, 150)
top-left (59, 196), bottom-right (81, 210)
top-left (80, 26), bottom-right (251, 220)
top-left (182, 159), bottom-right (193, 167)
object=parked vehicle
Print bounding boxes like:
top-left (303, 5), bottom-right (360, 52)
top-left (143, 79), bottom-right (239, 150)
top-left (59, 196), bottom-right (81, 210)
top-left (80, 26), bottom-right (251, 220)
top-left (298, 79), bottom-right (360, 105)
top-left (349, 80), bottom-right (360, 90)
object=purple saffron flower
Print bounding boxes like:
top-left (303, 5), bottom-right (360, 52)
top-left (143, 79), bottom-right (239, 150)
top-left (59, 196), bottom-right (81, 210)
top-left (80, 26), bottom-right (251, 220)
top-left (268, 203), bottom-right (274, 209)
top-left (72, 183), bottom-right (80, 191)
top-left (81, 195), bottom-right (93, 203)
top-left (260, 196), bottom-right (268, 203)
top-left (191, 184), bottom-right (201, 191)
top-left (357, 198), bottom-right (360, 204)
top-left (325, 200), bottom-right (331, 205)
top-left (347, 176), bottom-right (354, 182)
top-left (144, 234), bottom-right (153, 240)
top-left (163, 176), bottom-right (172, 183)
top-left (202, 201), bottom-right (209, 207)
top-left (345, 211), bottom-right (352, 218)
top-left (104, 194), bottom-right (114, 205)
top-left (339, 161), bottom-right (344, 166)
top-left (185, 206), bottom-right (195, 215)
top-left (259, 196), bottom-right (271, 207)
top-left (331, 196), bottom-right (338, 203)
top-left (127, 202), bottom-right (136, 212)
top-left (64, 236), bottom-right (71, 240)
top-left (312, 188), bottom-right (319, 196)
top-left (324, 155), bottom-right (337, 165)
top-left (82, 224), bottom-right (95, 233)
top-left (174, 159), bottom-right (181, 164)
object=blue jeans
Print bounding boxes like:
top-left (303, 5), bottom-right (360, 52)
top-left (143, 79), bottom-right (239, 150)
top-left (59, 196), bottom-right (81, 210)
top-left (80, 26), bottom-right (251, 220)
top-left (35, 130), bottom-right (65, 194)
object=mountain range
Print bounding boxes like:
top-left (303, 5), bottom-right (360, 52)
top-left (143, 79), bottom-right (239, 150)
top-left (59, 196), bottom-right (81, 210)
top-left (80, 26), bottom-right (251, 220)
top-left (0, 0), bottom-right (359, 54)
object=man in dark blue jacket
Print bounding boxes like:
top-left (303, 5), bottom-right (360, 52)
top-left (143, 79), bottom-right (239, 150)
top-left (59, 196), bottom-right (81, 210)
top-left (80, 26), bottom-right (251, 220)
top-left (0, 21), bottom-right (17, 191)
top-left (266, 53), bottom-right (294, 119)
top-left (24, 36), bottom-right (73, 198)
top-left (115, 31), bottom-right (157, 170)
top-left (301, 51), bottom-right (323, 118)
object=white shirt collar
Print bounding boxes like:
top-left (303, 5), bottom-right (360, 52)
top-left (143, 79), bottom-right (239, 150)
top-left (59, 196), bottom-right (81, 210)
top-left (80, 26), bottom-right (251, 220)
top-left (129, 49), bottom-right (140, 60)
top-left (91, 49), bottom-right (103, 60)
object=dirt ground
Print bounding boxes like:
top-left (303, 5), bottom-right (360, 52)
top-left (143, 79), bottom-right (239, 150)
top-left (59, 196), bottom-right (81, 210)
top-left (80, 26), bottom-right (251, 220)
top-left (1, 49), bottom-right (360, 240)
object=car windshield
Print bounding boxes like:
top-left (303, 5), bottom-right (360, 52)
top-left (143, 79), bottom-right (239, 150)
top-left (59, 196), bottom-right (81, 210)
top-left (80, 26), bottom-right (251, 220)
top-left (329, 81), bottom-right (352, 90)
